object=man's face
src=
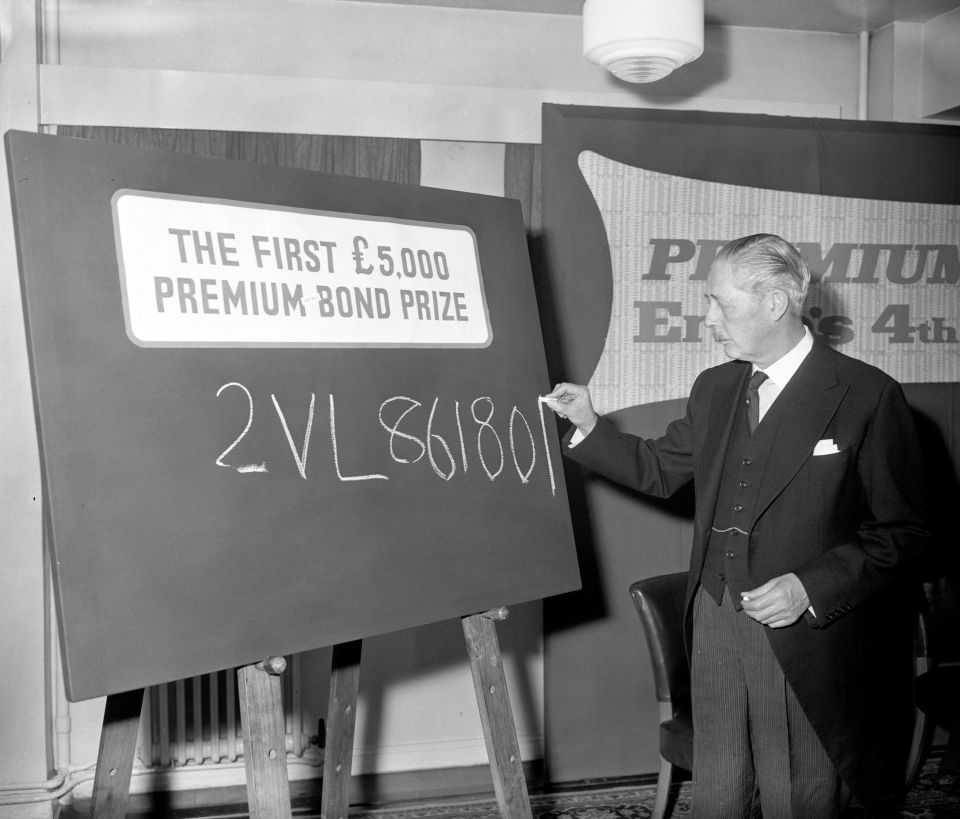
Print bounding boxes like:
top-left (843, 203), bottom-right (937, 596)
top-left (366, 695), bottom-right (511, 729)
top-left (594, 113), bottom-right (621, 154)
top-left (704, 261), bottom-right (778, 365)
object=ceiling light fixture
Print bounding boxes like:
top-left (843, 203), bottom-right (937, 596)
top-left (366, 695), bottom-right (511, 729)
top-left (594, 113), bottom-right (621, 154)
top-left (582, 0), bottom-right (704, 83)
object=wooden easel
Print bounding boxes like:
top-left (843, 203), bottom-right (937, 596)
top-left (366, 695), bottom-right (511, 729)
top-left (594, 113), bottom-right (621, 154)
top-left (89, 607), bottom-right (533, 819)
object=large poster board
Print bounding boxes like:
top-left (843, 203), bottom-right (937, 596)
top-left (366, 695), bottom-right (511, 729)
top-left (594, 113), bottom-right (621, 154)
top-left (7, 130), bottom-right (579, 701)
top-left (539, 105), bottom-right (960, 782)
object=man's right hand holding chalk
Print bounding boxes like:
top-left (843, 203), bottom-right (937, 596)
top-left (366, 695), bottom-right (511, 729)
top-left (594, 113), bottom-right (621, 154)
top-left (542, 383), bottom-right (599, 438)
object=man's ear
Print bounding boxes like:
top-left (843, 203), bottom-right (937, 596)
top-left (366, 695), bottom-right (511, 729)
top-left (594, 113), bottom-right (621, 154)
top-left (767, 288), bottom-right (790, 321)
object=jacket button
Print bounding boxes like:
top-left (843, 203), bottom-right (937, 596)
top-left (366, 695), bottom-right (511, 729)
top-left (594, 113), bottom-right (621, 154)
top-left (734, 505), bottom-right (743, 513)
top-left (725, 551), bottom-right (736, 559)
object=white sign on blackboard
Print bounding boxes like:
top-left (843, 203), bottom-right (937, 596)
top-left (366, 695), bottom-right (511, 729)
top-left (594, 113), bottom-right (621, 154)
top-left (113, 190), bottom-right (492, 349)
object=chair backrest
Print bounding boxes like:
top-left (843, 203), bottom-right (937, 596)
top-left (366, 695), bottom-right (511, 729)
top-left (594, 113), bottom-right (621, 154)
top-left (629, 572), bottom-right (690, 707)
top-left (924, 575), bottom-right (960, 663)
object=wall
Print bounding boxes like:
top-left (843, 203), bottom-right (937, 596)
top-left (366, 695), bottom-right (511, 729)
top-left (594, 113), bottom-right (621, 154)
top-left (41, 1), bottom-right (856, 140)
top-left (920, 7), bottom-right (960, 119)
top-left (1, 0), bottom-right (954, 813)
top-left (0, 5), bottom-right (52, 817)
top-left (868, 13), bottom-right (960, 124)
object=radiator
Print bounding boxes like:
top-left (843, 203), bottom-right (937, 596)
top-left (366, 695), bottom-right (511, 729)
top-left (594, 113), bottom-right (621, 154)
top-left (136, 655), bottom-right (314, 767)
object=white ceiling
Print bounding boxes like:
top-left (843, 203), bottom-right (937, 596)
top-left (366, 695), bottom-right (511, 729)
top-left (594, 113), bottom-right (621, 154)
top-left (355, 0), bottom-right (960, 34)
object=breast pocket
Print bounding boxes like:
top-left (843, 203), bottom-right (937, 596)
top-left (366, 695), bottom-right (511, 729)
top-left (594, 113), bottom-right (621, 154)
top-left (806, 447), bottom-right (859, 542)
top-left (808, 447), bottom-right (854, 484)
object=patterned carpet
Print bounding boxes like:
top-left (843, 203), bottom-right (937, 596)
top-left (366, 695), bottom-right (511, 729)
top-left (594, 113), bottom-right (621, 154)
top-left (85, 756), bottom-right (960, 818)
top-left (343, 765), bottom-right (959, 819)
top-left (335, 761), bottom-right (959, 819)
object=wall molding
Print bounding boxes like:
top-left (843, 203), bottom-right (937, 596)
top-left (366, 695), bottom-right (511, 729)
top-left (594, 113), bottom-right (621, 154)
top-left (40, 65), bottom-right (842, 144)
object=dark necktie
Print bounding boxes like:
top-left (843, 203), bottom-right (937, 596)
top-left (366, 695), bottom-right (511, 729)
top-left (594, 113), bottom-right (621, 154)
top-left (746, 370), bottom-right (768, 434)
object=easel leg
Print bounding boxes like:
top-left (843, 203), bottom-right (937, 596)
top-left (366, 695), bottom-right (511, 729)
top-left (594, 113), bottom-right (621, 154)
top-left (462, 609), bottom-right (533, 819)
top-left (238, 660), bottom-right (293, 819)
top-left (90, 687), bottom-right (145, 819)
top-left (321, 639), bottom-right (363, 819)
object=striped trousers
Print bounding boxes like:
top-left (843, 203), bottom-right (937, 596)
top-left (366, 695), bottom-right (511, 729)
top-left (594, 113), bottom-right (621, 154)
top-left (690, 585), bottom-right (843, 819)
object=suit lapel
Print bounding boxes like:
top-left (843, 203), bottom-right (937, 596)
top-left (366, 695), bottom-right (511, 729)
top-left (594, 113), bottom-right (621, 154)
top-left (752, 342), bottom-right (848, 519)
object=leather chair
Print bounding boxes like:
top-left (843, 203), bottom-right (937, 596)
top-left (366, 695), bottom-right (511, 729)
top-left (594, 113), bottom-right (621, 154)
top-left (630, 571), bottom-right (935, 818)
top-left (910, 577), bottom-right (960, 783)
top-left (629, 572), bottom-right (693, 819)
top-left (906, 600), bottom-right (934, 788)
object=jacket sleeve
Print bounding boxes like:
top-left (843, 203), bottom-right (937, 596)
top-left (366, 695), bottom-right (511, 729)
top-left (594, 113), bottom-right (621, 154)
top-left (562, 376), bottom-right (703, 499)
top-left (794, 379), bottom-right (929, 628)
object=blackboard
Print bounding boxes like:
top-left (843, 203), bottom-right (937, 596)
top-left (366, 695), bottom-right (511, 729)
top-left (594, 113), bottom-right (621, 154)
top-left (6, 130), bottom-right (579, 702)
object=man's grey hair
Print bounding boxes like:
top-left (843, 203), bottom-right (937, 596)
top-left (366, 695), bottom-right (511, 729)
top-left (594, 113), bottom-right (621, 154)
top-left (715, 233), bottom-right (810, 315)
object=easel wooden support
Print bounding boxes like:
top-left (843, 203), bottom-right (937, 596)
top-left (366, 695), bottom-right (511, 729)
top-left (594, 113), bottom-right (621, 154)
top-left (238, 657), bottom-right (293, 819)
top-left (320, 639), bottom-right (363, 819)
top-left (90, 658), bottom-right (294, 819)
top-left (89, 608), bottom-right (532, 819)
top-left (461, 607), bottom-right (533, 819)
top-left (90, 688), bottom-right (145, 819)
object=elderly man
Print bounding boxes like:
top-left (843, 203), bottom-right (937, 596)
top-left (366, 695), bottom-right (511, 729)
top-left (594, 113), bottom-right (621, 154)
top-left (545, 233), bottom-right (928, 818)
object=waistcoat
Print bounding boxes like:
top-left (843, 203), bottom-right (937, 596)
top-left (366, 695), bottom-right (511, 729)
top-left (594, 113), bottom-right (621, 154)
top-left (699, 376), bottom-right (780, 608)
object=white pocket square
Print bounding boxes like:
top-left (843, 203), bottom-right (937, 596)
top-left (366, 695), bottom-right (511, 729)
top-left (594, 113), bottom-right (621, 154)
top-left (813, 438), bottom-right (841, 456)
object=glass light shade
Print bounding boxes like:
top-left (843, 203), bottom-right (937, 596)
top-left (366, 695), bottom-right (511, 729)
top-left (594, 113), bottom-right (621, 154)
top-left (582, 0), bottom-right (704, 83)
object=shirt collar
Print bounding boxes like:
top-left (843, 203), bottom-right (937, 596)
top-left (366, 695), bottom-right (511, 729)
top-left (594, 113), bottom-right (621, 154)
top-left (754, 326), bottom-right (813, 390)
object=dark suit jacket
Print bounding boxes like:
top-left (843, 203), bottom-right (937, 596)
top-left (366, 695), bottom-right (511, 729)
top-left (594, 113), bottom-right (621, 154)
top-left (565, 340), bottom-right (929, 810)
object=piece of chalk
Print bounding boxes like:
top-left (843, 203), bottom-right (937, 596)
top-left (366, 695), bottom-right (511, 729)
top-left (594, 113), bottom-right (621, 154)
top-left (538, 395), bottom-right (553, 403)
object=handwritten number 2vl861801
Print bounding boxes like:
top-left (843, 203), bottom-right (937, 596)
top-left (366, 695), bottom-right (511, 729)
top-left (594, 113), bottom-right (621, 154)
top-left (214, 382), bottom-right (559, 495)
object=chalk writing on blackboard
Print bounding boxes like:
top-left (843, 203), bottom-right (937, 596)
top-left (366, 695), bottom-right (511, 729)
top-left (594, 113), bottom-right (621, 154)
top-left (112, 190), bottom-right (492, 348)
top-left (215, 385), bottom-right (558, 495)
top-left (215, 382), bottom-right (268, 473)
top-left (331, 394), bottom-right (389, 483)
top-left (273, 391), bottom-right (316, 481)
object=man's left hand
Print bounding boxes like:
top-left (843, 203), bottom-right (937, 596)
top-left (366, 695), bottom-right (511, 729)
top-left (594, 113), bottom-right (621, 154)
top-left (740, 573), bottom-right (810, 628)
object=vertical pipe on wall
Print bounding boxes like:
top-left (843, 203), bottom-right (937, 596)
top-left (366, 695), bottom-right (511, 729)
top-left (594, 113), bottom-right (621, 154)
top-left (50, 570), bottom-right (72, 783)
top-left (0, 0), bottom-right (48, 797)
top-left (39, 0), bottom-right (58, 132)
top-left (858, 30), bottom-right (869, 120)
top-left (40, 0), bottom-right (57, 61)
top-left (42, 0), bottom-right (69, 794)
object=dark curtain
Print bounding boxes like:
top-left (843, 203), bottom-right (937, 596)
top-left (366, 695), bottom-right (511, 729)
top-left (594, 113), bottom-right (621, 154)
top-left (54, 126), bottom-right (420, 184)
top-left (504, 143), bottom-right (541, 235)
top-left (504, 142), bottom-right (564, 380)
top-left (504, 143), bottom-right (542, 290)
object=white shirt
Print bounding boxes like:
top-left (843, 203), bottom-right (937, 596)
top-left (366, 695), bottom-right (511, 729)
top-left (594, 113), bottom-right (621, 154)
top-left (753, 325), bottom-right (814, 424)
top-left (570, 325), bottom-right (814, 446)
